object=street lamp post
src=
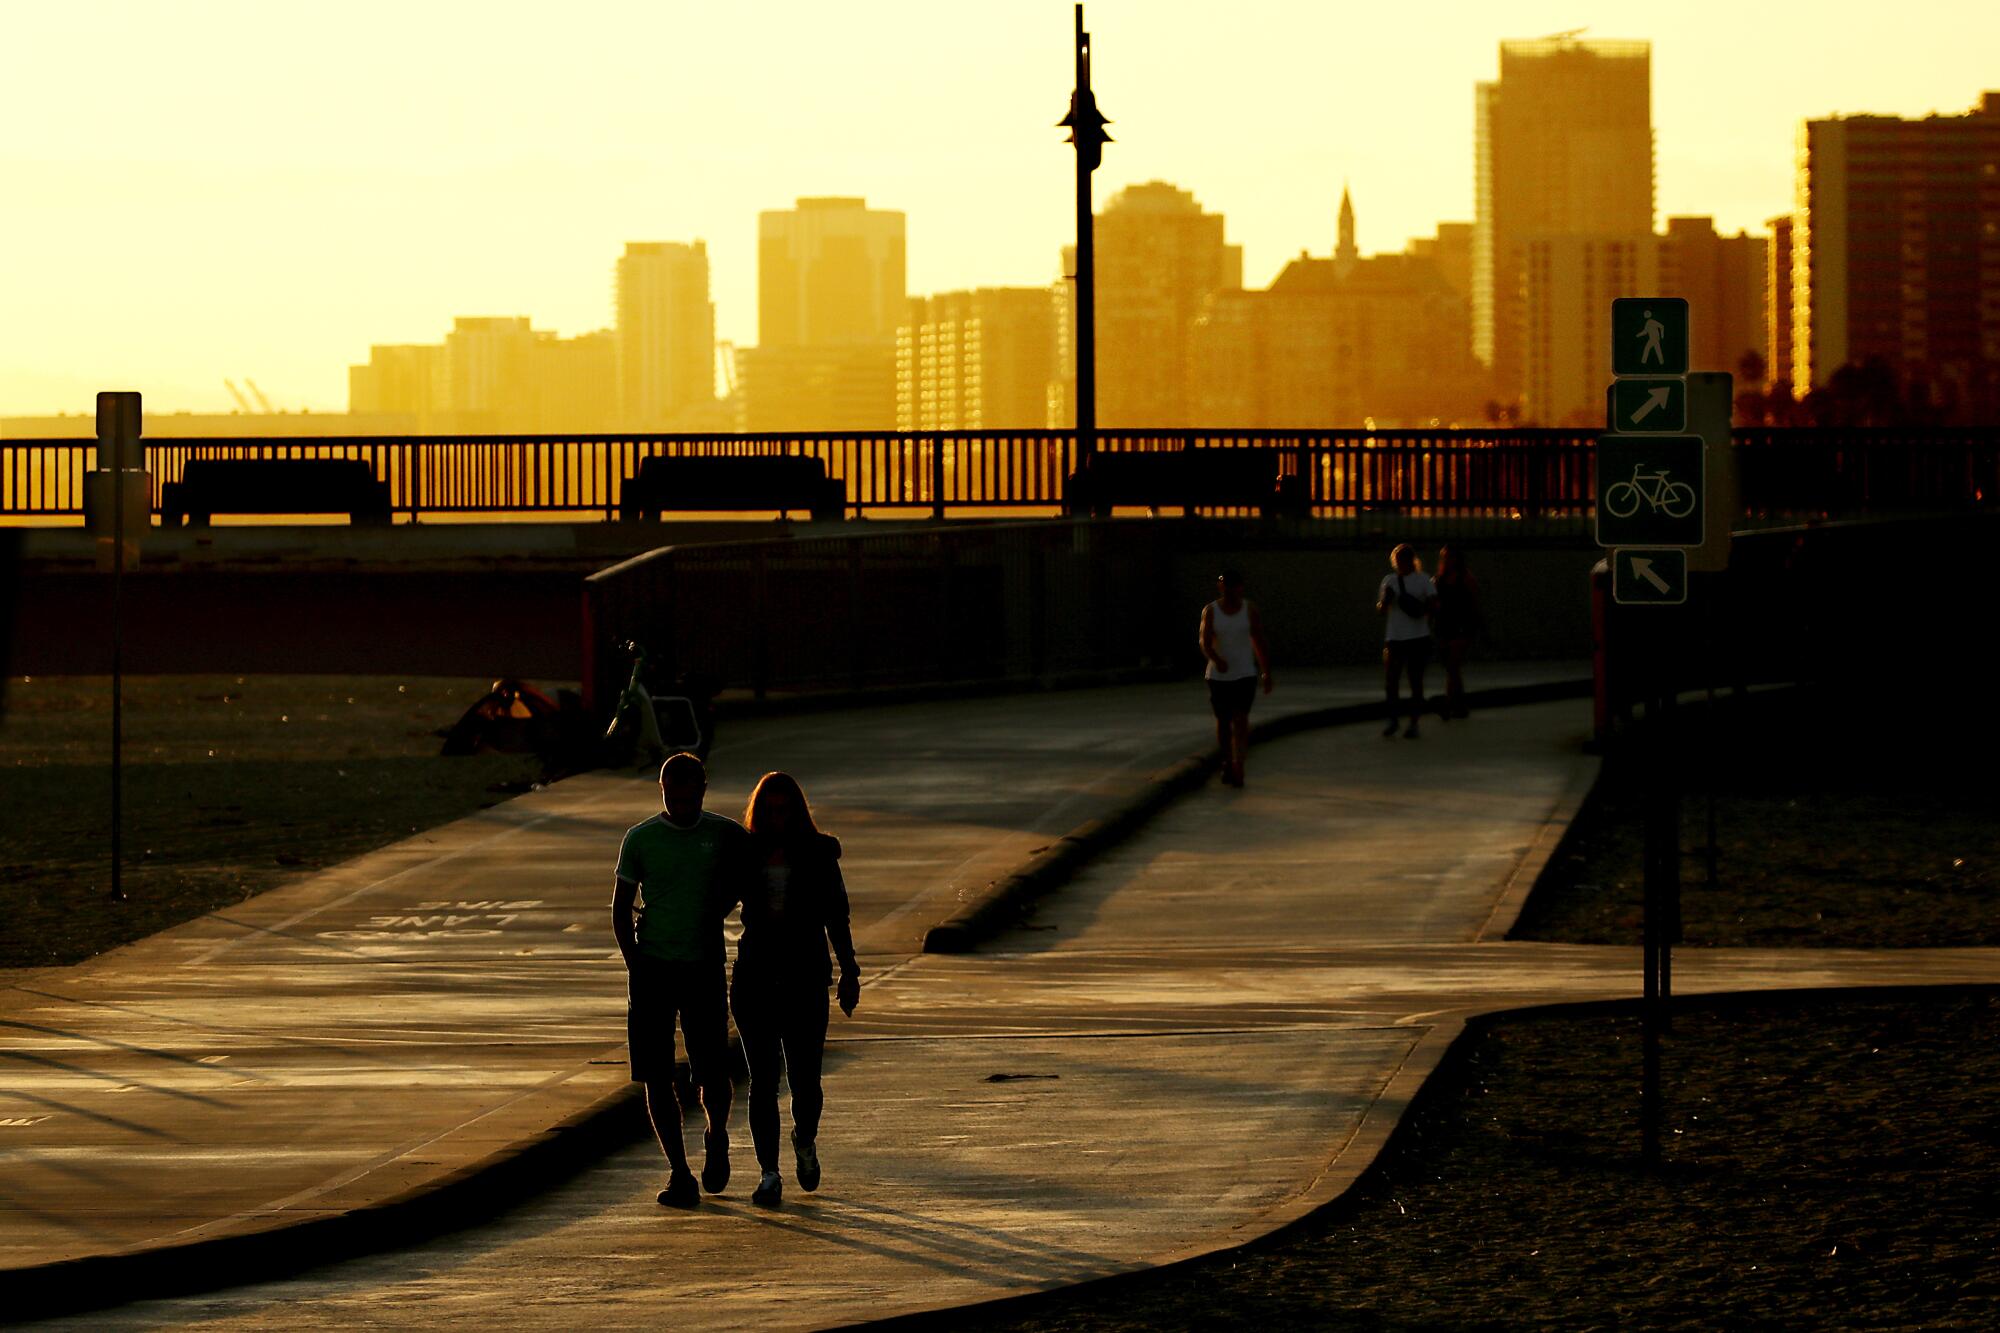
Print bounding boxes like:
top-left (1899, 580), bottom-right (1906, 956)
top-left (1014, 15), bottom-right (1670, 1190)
top-left (1059, 4), bottom-right (1110, 459)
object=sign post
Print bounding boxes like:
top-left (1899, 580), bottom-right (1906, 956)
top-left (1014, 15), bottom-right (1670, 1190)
top-left (1598, 298), bottom-right (1702, 1171)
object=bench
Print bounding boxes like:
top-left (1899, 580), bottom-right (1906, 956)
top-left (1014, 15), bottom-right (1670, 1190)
top-left (619, 455), bottom-right (846, 522)
top-left (1064, 448), bottom-right (1308, 518)
top-left (161, 459), bottom-right (392, 526)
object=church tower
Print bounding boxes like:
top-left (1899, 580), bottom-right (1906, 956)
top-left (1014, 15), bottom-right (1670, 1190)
top-left (1335, 184), bottom-right (1358, 279)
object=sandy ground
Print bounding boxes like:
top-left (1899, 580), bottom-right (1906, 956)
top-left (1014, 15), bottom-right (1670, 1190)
top-left (1511, 685), bottom-right (1998, 949)
top-left (0, 674), bottom-right (546, 970)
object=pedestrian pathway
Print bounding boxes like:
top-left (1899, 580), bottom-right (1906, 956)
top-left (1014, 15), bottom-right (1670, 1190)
top-left (0, 666), bottom-right (1560, 1283)
top-left (13, 679), bottom-right (1994, 1329)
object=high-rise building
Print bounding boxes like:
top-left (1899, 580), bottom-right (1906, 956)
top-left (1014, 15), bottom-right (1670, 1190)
top-left (1475, 37), bottom-right (1654, 405)
top-left (443, 317), bottom-right (540, 430)
top-left (896, 288), bottom-right (1057, 431)
top-left (1656, 216), bottom-right (1768, 381)
top-left (741, 197), bottom-right (906, 430)
top-left (1520, 236), bottom-right (1659, 426)
top-left (615, 241), bottom-right (714, 429)
top-left (534, 329), bottom-right (620, 434)
top-left (1766, 214), bottom-right (1795, 393)
top-left (1054, 181), bottom-right (1242, 426)
top-left (1791, 93), bottom-right (2000, 411)
top-left (1406, 222), bottom-right (1475, 305)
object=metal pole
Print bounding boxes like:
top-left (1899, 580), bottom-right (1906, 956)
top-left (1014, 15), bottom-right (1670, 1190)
top-left (108, 411), bottom-right (127, 903)
top-left (1073, 6), bottom-right (1097, 459)
top-left (1640, 687), bottom-right (1666, 1170)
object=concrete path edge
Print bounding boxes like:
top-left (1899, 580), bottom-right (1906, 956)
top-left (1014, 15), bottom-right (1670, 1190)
top-left (921, 677), bottom-right (1596, 954)
top-left (855, 980), bottom-right (2000, 1331)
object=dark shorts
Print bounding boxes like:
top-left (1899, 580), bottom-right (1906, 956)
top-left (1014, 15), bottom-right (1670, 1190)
top-left (1384, 637), bottom-right (1433, 671)
top-left (626, 956), bottom-right (729, 1086)
top-left (1206, 675), bottom-right (1257, 720)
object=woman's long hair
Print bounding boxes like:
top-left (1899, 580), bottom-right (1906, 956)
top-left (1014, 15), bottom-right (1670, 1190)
top-left (1436, 544), bottom-right (1476, 590)
top-left (743, 770), bottom-right (821, 843)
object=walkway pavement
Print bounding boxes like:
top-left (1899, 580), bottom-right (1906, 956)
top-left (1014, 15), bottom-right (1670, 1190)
top-left (1, 666), bottom-right (1545, 1281)
top-left (13, 675), bottom-right (1995, 1328)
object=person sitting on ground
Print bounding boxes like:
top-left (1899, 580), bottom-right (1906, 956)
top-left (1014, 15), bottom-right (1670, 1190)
top-left (1377, 543), bottom-right (1438, 739)
top-left (731, 771), bottom-right (861, 1208)
top-left (1433, 545), bottom-right (1482, 721)
top-left (1198, 568), bottom-right (1274, 787)
top-left (611, 752), bottom-right (751, 1210)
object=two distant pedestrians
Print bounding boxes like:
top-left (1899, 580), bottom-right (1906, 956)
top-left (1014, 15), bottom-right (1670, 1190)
top-left (1378, 544), bottom-right (1438, 739)
top-left (1198, 569), bottom-right (1273, 787)
top-left (614, 754), bottom-right (859, 1211)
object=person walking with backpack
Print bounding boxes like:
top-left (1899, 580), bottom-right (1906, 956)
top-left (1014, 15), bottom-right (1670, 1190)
top-left (731, 771), bottom-right (861, 1208)
top-left (1377, 543), bottom-right (1437, 739)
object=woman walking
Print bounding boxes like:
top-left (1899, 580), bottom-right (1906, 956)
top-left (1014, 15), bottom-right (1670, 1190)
top-left (1433, 545), bottom-right (1481, 720)
top-left (732, 771), bottom-right (861, 1207)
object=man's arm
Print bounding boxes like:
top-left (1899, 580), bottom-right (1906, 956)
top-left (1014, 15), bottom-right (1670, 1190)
top-left (611, 876), bottom-right (640, 966)
top-left (1376, 577), bottom-right (1392, 615)
top-left (1197, 603), bottom-right (1227, 673)
top-left (1248, 602), bottom-right (1275, 694)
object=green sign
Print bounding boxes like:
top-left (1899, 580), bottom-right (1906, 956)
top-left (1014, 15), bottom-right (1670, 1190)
top-left (1611, 297), bottom-right (1689, 377)
top-left (1612, 548), bottom-right (1688, 605)
top-left (1596, 435), bottom-right (1704, 547)
top-left (1607, 377), bottom-right (1687, 433)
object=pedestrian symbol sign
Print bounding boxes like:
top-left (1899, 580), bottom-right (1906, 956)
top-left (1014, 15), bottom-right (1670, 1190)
top-left (1596, 435), bottom-right (1704, 547)
top-left (1607, 378), bottom-right (1687, 434)
top-left (1612, 297), bottom-right (1689, 377)
top-left (1613, 548), bottom-right (1688, 605)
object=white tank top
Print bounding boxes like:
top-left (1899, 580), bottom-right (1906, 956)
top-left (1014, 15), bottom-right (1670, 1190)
top-left (1205, 600), bottom-right (1258, 681)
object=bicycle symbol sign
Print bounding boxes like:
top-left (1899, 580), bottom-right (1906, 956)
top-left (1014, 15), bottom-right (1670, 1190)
top-left (1596, 435), bottom-right (1703, 547)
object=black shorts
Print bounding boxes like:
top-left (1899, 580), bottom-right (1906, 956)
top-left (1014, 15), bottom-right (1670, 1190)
top-left (1384, 637), bottom-right (1433, 671)
top-left (626, 957), bottom-right (729, 1086)
top-left (1206, 675), bottom-right (1257, 720)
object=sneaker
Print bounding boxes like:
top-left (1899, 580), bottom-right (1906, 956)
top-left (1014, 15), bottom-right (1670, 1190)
top-left (792, 1130), bottom-right (821, 1192)
top-left (1382, 717), bottom-right (1400, 737)
top-left (1403, 722), bottom-right (1421, 740)
top-left (702, 1129), bottom-right (730, 1194)
top-left (1220, 767), bottom-right (1243, 787)
top-left (752, 1169), bottom-right (783, 1208)
top-left (657, 1170), bottom-right (700, 1209)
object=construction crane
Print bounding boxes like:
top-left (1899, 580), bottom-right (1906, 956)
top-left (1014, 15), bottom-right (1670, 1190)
top-left (223, 379), bottom-right (254, 414)
top-left (244, 379), bottom-right (277, 414)
top-left (1542, 27), bottom-right (1588, 42)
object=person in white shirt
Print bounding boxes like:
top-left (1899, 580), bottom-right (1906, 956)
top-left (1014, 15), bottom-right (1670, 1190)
top-left (1197, 569), bottom-right (1273, 786)
top-left (1376, 543), bottom-right (1438, 739)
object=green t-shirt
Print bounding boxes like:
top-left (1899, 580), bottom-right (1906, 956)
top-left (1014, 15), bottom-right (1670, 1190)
top-left (615, 811), bottom-right (745, 963)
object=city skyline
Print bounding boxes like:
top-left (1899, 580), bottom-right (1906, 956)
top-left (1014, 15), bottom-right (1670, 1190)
top-left (3, 0), bottom-right (1995, 417)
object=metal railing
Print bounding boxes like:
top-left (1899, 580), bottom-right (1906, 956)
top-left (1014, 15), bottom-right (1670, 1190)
top-left (3, 426), bottom-right (1994, 522)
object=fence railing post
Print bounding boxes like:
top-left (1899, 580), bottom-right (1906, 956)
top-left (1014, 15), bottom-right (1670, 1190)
top-left (931, 434), bottom-right (946, 521)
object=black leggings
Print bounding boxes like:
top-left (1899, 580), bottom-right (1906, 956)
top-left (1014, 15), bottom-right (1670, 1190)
top-left (731, 974), bottom-right (830, 1170)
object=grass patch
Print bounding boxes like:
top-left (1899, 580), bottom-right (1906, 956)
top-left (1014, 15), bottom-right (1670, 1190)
top-left (0, 674), bottom-right (544, 970)
top-left (969, 991), bottom-right (2000, 1332)
top-left (1511, 686), bottom-right (1997, 948)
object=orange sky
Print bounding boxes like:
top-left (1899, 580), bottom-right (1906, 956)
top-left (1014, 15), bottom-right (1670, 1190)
top-left (2, 0), bottom-right (1992, 417)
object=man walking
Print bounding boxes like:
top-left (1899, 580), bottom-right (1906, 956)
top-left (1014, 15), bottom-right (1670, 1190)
top-left (1198, 568), bottom-right (1273, 787)
top-left (613, 752), bottom-right (750, 1209)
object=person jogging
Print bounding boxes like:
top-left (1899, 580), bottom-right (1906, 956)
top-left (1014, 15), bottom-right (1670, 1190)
top-left (731, 771), bottom-right (861, 1208)
top-left (612, 752), bottom-right (750, 1210)
top-left (1377, 543), bottom-right (1437, 739)
top-left (1198, 569), bottom-right (1273, 787)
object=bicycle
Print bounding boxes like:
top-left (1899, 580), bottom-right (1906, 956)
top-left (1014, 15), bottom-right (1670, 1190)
top-left (603, 641), bottom-right (708, 767)
top-left (1603, 465), bottom-right (1696, 520)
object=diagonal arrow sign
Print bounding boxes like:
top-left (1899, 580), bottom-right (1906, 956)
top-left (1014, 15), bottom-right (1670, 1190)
top-left (1628, 387), bottom-right (1671, 425)
top-left (1631, 556), bottom-right (1671, 594)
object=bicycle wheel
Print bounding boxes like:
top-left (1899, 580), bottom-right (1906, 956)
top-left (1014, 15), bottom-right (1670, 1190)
top-left (1661, 482), bottom-right (1696, 518)
top-left (1603, 482), bottom-right (1640, 518)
